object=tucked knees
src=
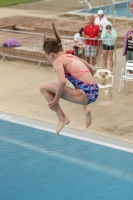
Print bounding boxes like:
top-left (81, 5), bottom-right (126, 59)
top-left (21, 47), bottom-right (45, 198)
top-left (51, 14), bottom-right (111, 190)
top-left (39, 82), bottom-right (47, 93)
top-left (39, 82), bottom-right (57, 95)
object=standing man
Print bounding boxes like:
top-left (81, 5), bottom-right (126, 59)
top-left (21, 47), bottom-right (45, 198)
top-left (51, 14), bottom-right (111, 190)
top-left (82, 15), bottom-right (100, 66)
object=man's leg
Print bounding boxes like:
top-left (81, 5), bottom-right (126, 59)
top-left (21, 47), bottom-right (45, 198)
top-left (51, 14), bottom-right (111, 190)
top-left (85, 45), bottom-right (91, 64)
top-left (86, 57), bottom-right (90, 64)
top-left (91, 57), bottom-right (95, 66)
top-left (91, 46), bottom-right (97, 66)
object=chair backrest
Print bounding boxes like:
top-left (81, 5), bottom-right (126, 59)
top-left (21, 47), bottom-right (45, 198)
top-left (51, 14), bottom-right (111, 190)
top-left (125, 60), bottom-right (133, 74)
top-left (94, 69), bottom-right (114, 86)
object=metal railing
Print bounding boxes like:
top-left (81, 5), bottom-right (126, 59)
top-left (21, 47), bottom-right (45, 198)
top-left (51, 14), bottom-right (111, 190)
top-left (0, 29), bottom-right (116, 70)
top-left (62, 35), bottom-right (116, 70)
top-left (0, 29), bottom-right (45, 68)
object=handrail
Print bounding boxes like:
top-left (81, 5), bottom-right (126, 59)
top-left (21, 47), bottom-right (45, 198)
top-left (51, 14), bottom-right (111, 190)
top-left (0, 29), bottom-right (116, 69)
top-left (84, 0), bottom-right (92, 9)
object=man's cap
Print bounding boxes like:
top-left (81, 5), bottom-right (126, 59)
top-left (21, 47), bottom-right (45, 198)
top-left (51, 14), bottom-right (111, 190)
top-left (97, 10), bottom-right (104, 15)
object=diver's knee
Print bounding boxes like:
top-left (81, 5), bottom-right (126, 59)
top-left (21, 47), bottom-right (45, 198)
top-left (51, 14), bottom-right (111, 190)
top-left (39, 82), bottom-right (47, 93)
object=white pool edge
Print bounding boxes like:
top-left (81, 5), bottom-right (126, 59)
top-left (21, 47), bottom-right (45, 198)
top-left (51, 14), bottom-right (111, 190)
top-left (0, 111), bottom-right (133, 153)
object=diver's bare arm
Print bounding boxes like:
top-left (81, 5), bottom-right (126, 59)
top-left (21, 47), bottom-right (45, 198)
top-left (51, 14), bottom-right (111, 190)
top-left (53, 62), bottom-right (67, 103)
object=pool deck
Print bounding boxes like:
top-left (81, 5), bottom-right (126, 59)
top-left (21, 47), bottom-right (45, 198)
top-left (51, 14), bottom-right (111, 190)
top-left (0, 1), bottom-right (133, 144)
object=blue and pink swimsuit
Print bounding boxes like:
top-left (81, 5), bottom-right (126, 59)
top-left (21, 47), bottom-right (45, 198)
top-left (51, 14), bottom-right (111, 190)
top-left (65, 55), bottom-right (99, 104)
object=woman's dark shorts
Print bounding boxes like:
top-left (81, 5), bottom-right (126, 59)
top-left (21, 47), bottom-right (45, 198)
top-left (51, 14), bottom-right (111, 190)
top-left (103, 44), bottom-right (114, 50)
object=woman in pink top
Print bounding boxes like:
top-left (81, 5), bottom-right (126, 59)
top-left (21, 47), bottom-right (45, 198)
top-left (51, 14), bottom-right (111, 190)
top-left (40, 23), bottom-right (99, 135)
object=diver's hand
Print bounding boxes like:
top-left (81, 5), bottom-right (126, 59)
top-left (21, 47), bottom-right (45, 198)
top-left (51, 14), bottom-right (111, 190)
top-left (48, 100), bottom-right (58, 111)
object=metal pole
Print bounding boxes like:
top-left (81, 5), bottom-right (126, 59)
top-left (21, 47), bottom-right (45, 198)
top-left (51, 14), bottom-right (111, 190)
top-left (111, 0), bottom-right (116, 23)
top-left (100, 0), bottom-right (101, 8)
top-left (127, 0), bottom-right (129, 27)
top-left (84, 0), bottom-right (92, 9)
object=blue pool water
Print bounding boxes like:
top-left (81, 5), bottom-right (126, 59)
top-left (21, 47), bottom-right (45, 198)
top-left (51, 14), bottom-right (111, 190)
top-left (78, 2), bottom-right (133, 18)
top-left (0, 119), bottom-right (133, 200)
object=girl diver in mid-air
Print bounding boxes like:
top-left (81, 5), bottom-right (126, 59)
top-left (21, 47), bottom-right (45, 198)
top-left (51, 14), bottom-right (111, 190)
top-left (40, 23), bottom-right (99, 135)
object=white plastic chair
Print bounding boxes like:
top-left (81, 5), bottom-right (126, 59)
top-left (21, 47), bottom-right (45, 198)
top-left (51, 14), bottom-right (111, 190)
top-left (119, 60), bottom-right (133, 93)
top-left (94, 69), bottom-right (114, 105)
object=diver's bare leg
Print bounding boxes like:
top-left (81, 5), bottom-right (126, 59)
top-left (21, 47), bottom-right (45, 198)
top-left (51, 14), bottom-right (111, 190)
top-left (40, 89), bottom-right (70, 135)
top-left (83, 105), bottom-right (92, 128)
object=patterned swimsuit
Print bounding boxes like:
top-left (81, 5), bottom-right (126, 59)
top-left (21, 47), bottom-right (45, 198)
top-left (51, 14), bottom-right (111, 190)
top-left (65, 55), bottom-right (99, 104)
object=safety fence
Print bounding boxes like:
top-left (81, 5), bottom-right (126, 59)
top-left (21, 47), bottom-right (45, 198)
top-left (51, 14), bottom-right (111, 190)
top-left (63, 35), bottom-right (116, 71)
top-left (0, 29), bottom-right (45, 68)
top-left (0, 29), bottom-right (116, 70)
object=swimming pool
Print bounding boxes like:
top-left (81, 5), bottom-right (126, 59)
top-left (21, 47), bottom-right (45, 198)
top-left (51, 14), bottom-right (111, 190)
top-left (67, 1), bottom-right (133, 19)
top-left (0, 113), bottom-right (133, 200)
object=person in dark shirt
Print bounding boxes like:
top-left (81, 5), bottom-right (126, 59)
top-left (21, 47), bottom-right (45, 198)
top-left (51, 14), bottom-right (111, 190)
top-left (123, 25), bottom-right (133, 74)
top-left (123, 25), bottom-right (133, 61)
top-left (126, 34), bottom-right (133, 61)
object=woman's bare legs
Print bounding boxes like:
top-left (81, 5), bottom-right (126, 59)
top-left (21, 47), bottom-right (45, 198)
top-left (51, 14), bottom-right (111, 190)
top-left (83, 105), bottom-right (92, 128)
top-left (40, 82), bottom-right (91, 134)
top-left (103, 50), bottom-right (108, 68)
top-left (108, 50), bottom-right (114, 73)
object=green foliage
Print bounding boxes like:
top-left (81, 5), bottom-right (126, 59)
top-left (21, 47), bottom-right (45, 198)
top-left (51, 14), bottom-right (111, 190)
top-left (0, 0), bottom-right (40, 7)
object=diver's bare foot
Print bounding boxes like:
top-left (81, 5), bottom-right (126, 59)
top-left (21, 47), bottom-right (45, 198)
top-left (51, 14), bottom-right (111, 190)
top-left (84, 108), bottom-right (92, 128)
top-left (56, 116), bottom-right (70, 135)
